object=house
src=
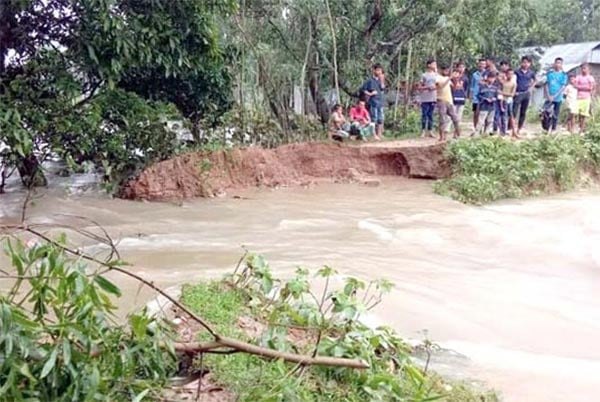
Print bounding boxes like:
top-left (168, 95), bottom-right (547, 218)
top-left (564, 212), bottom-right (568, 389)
top-left (520, 41), bottom-right (600, 108)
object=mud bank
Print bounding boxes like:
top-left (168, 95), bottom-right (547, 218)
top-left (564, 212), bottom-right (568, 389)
top-left (121, 141), bottom-right (449, 201)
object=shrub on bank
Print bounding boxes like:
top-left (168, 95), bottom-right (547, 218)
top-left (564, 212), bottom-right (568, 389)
top-left (434, 130), bottom-right (600, 204)
top-left (181, 255), bottom-right (499, 402)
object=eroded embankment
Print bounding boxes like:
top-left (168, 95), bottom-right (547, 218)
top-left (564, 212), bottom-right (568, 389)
top-left (121, 141), bottom-right (449, 201)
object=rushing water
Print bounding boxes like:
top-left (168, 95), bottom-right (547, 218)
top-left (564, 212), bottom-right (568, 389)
top-left (2, 177), bottom-right (600, 402)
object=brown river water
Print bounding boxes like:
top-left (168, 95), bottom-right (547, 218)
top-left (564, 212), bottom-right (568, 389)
top-left (2, 177), bottom-right (600, 402)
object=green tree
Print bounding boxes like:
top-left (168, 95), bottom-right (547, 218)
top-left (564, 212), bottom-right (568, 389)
top-left (0, 0), bottom-right (235, 190)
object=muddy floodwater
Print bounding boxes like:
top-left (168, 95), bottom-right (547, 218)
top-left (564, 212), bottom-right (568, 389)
top-left (2, 178), bottom-right (600, 402)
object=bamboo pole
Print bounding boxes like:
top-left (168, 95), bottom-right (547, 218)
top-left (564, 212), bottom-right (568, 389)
top-left (393, 43), bottom-right (402, 124)
top-left (324, 0), bottom-right (340, 104)
top-left (403, 40), bottom-right (413, 117)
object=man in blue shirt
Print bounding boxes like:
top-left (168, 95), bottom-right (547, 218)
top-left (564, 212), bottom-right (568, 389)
top-left (470, 59), bottom-right (487, 129)
top-left (361, 63), bottom-right (386, 140)
top-left (513, 56), bottom-right (536, 135)
top-left (544, 57), bottom-right (568, 133)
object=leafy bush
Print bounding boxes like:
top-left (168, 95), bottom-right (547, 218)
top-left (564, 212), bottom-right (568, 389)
top-left (182, 254), bottom-right (498, 402)
top-left (434, 133), bottom-right (600, 204)
top-left (0, 237), bottom-right (177, 401)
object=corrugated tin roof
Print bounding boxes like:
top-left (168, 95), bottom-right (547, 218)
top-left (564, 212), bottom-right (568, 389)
top-left (519, 41), bottom-right (600, 86)
top-left (537, 41), bottom-right (600, 70)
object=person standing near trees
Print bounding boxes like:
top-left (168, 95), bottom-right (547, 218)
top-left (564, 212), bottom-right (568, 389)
top-left (361, 63), bottom-right (386, 140)
top-left (451, 61), bottom-right (469, 122)
top-left (564, 75), bottom-right (578, 133)
top-left (472, 72), bottom-right (500, 137)
top-left (418, 60), bottom-right (438, 138)
top-left (574, 63), bottom-right (596, 133)
top-left (513, 56), bottom-right (536, 136)
top-left (499, 68), bottom-right (518, 137)
top-left (470, 59), bottom-right (487, 130)
top-left (544, 57), bottom-right (568, 134)
top-left (437, 65), bottom-right (461, 141)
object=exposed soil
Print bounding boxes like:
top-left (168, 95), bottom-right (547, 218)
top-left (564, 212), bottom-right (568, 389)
top-left (121, 140), bottom-right (450, 201)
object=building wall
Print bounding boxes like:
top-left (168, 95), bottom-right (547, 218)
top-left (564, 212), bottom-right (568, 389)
top-left (591, 64), bottom-right (600, 94)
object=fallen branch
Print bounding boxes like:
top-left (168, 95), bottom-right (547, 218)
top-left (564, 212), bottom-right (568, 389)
top-left (4, 219), bottom-right (369, 370)
top-left (185, 337), bottom-right (369, 369)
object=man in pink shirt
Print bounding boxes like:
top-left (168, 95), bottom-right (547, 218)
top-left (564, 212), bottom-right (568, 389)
top-left (349, 98), bottom-right (375, 139)
top-left (574, 63), bottom-right (596, 133)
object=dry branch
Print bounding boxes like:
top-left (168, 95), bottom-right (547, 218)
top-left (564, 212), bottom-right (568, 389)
top-left (3, 218), bottom-right (370, 371)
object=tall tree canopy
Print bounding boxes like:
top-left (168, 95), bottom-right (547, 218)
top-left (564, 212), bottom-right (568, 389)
top-left (2, 0), bottom-right (599, 191)
top-left (0, 0), bottom-right (234, 189)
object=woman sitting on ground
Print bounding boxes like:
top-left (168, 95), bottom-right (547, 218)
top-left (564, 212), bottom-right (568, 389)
top-left (349, 98), bottom-right (376, 139)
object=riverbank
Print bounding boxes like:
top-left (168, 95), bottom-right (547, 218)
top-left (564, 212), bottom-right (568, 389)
top-left (166, 259), bottom-right (499, 401)
top-left (121, 130), bottom-right (600, 205)
top-left (120, 140), bottom-right (449, 201)
top-left (435, 132), bottom-right (600, 204)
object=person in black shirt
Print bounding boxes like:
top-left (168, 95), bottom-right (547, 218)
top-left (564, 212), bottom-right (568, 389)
top-left (513, 56), bottom-right (536, 135)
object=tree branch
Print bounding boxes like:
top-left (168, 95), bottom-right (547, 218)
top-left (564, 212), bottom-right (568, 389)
top-left (6, 221), bottom-right (369, 370)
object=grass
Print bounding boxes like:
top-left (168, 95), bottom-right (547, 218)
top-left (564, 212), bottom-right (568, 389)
top-left (180, 260), bottom-right (500, 402)
top-left (434, 128), bottom-right (600, 204)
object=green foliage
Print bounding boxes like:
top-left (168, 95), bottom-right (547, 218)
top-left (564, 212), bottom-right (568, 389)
top-left (435, 132), bottom-right (600, 204)
top-left (0, 237), bottom-right (177, 401)
top-left (182, 254), bottom-right (497, 401)
top-left (0, 0), bottom-right (235, 191)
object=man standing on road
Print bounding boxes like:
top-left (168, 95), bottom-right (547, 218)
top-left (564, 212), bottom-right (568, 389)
top-left (574, 63), bottom-right (597, 133)
top-left (418, 60), bottom-right (438, 138)
top-left (513, 56), bottom-right (536, 136)
top-left (437, 65), bottom-right (462, 141)
top-left (361, 63), bottom-right (386, 141)
top-left (544, 57), bottom-right (568, 134)
top-left (471, 59), bottom-right (487, 130)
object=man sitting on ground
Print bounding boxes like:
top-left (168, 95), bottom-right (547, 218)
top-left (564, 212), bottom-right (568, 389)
top-left (349, 98), bottom-right (376, 139)
top-left (328, 104), bottom-right (350, 141)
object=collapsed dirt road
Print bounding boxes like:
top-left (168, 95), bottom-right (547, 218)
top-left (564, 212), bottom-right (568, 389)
top-left (122, 139), bottom-right (450, 201)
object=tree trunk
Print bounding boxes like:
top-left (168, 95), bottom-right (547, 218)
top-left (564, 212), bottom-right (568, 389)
top-left (324, 0), bottom-right (340, 103)
top-left (17, 154), bottom-right (47, 188)
top-left (403, 40), bottom-right (413, 117)
top-left (308, 15), bottom-right (330, 125)
top-left (191, 117), bottom-right (202, 144)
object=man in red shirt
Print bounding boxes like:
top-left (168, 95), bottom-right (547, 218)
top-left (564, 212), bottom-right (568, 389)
top-left (349, 98), bottom-right (375, 139)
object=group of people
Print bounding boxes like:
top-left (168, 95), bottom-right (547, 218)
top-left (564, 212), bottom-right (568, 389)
top-left (418, 56), bottom-right (597, 141)
top-left (328, 63), bottom-right (386, 141)
top-left (328, 57), bottom-right (597, 142)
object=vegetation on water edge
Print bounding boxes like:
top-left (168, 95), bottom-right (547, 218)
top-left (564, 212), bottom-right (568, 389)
top-left (1, 226), bottom-right (497, 402)
top-left (0, 237), bottom-right (177, 401)
top-left (181, 255), bottom-right (499, 402)
top-left (434, 129), bottom-right (600, 204)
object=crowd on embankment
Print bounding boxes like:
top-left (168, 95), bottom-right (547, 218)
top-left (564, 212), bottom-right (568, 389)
top-left (329, 57), bottom-right (597, 143)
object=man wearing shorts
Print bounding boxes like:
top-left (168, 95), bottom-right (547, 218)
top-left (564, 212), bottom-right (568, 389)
top-left (574, 63), bottom-right (596, 133)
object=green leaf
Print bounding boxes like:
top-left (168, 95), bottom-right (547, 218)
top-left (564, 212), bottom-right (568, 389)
top-left (40, 347), bottom-right (58, 379)
top-left (62, 338), bottom-right (72, 366)
top-left (130, 314), bottom-right (147, 339)
top-left (87, 45), bottom-right (99, 64)
top-left (94, 275), bottom-right (122, 296)
top-left (19, 363), bottom-right (36, 384)
top-left (132, 389), bottom-right (150, 402)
